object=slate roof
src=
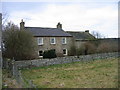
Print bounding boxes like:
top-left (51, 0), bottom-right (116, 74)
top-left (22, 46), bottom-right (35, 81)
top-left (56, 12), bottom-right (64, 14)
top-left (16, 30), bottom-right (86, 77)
top-left (67, 31), bottom-right (95, 40)
top-left (25, 27), bottom-right (72, 37)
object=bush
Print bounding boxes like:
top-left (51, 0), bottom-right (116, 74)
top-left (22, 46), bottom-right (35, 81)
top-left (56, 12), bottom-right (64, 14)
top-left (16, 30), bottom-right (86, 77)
top-left (43, 49), bottom-right (57, 59)
top-left (84, 42), bottom-right (97, 54)
top-left (3, 22), bottom-right (38, 60)
top-left (69, 45), bottom-right (76, 56)
top-left (76, 44), bottom-right (85, 56)
top-left (97, 42), bottom-right (118, 53)
top-left (76, 42), bottom-right (97, 55)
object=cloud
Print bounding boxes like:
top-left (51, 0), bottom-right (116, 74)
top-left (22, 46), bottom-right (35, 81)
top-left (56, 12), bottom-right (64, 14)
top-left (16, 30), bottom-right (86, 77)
top-left (2, 0), bottom-right (119, 2)
top-left (9, 2), bottom-right (118, 38)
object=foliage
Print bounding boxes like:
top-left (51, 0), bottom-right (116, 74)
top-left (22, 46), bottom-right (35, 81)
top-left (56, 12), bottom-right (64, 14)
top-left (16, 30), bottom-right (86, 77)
top-left (97, 42), bottom-right (118, 53)
top-left (69, 45), bottom-right (76, 56)
top-left (84, 42), bottom-right (97, 55)
top-left (71, 40), bottom-right (118, 56)
top-left (76, 44), bottom-right (85, 56)
top-left (76, 42), bottom-right (97, 55)
top-left (43, 49), bottom-right (57, 59)
top-left (3, 22), bottom-right (38, 60)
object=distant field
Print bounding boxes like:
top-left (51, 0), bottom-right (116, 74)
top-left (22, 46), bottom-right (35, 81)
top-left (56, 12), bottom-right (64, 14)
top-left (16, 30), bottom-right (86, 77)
top-left (21, 58), bottom-right (118, 88)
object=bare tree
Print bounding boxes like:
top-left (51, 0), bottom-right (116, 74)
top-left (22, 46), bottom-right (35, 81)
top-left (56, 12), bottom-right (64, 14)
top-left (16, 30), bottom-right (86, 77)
top-left (91, 31), bottom-right (105, 39)
top-left (2, 13), bottom-right (9, 26)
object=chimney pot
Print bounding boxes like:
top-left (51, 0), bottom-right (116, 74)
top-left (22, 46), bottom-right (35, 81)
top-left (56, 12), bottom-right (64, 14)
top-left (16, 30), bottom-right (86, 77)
top-left (20, 19), bottom-right (25, 30)
top-left (57, 22), bottom-right (62, 29)
top-left (85, 30), bottom-right (89, 33)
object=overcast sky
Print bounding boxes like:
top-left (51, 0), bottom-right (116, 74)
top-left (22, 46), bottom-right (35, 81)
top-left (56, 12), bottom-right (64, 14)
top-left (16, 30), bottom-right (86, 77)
top-left (1, 0), bottom-right (119, 38)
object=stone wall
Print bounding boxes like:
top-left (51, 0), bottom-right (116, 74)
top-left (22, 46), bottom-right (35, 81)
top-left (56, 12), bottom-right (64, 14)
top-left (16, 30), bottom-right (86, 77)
top-left (15, 52), bottom-right (119, 69)
top-left (75, 38), bottom-right (119, 49)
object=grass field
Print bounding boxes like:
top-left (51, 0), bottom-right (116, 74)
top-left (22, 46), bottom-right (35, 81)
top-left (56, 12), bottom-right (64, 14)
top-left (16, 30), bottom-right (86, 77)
top-left (21, 58), bottom-right (118, 88)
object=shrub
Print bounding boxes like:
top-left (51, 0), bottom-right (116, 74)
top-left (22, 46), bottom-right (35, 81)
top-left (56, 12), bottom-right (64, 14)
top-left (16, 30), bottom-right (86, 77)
top-left (76, 44), bottom-right (85, 56)
top-left (3, 22), bottom-right (38, 60)
top-left (69, 45), bottom-right (76, 56)
top-left (84, 42), bottom-right (97, 54)
top-left (76, 42), bottom-right (97, 55)
top-left (43, 49), bottom-right (57, 59)
top-left (97, 42), bottom-right (118, 53)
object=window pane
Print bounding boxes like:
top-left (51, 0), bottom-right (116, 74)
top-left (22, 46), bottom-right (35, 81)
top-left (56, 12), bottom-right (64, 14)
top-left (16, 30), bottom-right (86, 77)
top-left (51, 39), bottom-right (54, 43)
top-left (51, 38), bottom-right (55, 44)
top-left (63, 49), bottom-right (66, 54)
top-left (39, 51), bottom-right (43, 56)
top-left (62, 38), bottom-right (66, 44)
top-left (63, 38), bottom-right (65, 43)
top-left (38, 38), bottom-right (43, 45)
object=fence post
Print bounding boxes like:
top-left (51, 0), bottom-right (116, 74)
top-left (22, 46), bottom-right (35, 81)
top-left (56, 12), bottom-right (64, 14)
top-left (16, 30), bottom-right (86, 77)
top-left (11, 59), bottom-right (16, 77)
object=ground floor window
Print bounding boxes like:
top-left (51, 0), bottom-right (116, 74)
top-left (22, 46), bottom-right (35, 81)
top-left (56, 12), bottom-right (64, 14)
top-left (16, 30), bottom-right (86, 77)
top-left (63, 49), bottom-right (67, 55)
top-left (39, 50), bottom-right (43, 57)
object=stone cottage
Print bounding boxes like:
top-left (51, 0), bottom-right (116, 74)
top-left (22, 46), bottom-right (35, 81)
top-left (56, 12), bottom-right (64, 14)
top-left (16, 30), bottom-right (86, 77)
top-left (20, 20), bottom-right (74, 57)
top-left (20, 20), bottom-right (95, 57)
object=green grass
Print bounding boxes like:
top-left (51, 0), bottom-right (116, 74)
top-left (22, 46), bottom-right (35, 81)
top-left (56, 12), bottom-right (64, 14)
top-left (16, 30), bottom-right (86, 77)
top-left (21, 58), bottom-right (118, 88)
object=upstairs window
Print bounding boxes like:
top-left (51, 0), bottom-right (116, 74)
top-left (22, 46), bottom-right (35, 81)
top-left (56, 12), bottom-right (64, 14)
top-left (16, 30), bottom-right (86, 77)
top-left (62, 37), bottom-right (67, 44)
top-left (37, 37), bottom-right (43, 45)
top-left (50, 38), bottom-right (56, 44)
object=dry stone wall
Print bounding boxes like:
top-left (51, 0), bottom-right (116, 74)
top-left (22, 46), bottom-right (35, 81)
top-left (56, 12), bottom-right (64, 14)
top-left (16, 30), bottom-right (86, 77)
top-left (15, 52), bottom-right (119, 69)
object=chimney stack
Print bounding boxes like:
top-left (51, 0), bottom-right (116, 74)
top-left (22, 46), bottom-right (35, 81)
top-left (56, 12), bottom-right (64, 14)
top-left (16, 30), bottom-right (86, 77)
top-left (85, 30), bottom-right (89, 33)
top-left (57, 22), bottom-right (62, 29)
top-left (20, 19), bottom-right (25, 30)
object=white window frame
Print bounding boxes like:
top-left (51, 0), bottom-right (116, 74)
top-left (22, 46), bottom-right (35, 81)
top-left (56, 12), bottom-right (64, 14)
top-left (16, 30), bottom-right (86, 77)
top-left (62, 37), bottom-right (67, 44)
top-left (63, 49), bottom-right (67, 55)
top-left (37, 37), bottom-right (43, 45)
top-left (2, 42), bottom-right (5, 50)
top-left (50, 37), bottom-right (56, 44)
top-left (0, 45), bottom-right (1, 51)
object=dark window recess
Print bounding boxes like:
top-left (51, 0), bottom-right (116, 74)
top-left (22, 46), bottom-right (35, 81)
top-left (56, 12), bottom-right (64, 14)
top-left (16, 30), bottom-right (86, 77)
top-left (63, 49), bottom-right (66, 55)
top-left (39, 51), bottom-right (43, 56)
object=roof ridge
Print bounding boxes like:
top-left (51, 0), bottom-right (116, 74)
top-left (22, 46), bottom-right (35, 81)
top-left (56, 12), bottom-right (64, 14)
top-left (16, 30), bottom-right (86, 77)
top-left (25, 27), bottom-right (57, 29)
top-left (25, 27), bottom-right (72, 37)
top-left (67, 31), bottom-right (85, 33)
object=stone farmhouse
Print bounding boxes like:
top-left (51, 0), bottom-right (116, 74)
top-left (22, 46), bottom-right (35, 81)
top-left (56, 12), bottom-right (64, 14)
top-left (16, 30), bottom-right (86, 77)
top-left (20, 20), bottom-right (95, 57)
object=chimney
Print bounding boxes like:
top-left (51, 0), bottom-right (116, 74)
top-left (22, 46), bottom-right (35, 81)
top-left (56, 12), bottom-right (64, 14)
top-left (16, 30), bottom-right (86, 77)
top-left (85, 30), bottom-right (89, 33)
top-left (57, 22), bottom-right (62, 29)
top-left (20, 19), bottom-right (25, 30)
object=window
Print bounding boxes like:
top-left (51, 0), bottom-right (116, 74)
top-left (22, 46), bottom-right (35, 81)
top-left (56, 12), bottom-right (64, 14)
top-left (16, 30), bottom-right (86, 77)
top-left (50, 38), bottom-right (56, 44)
top-left (63, 49), bottom-right (67, 55)
top-left (62, 38), bottom-right (66, 44)
top-left (2, 43), bottom-right (5, 50)
top-left (37, 38), bottom-right (43, 45)
top-left (39, 51), bottom-right (43, 57)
